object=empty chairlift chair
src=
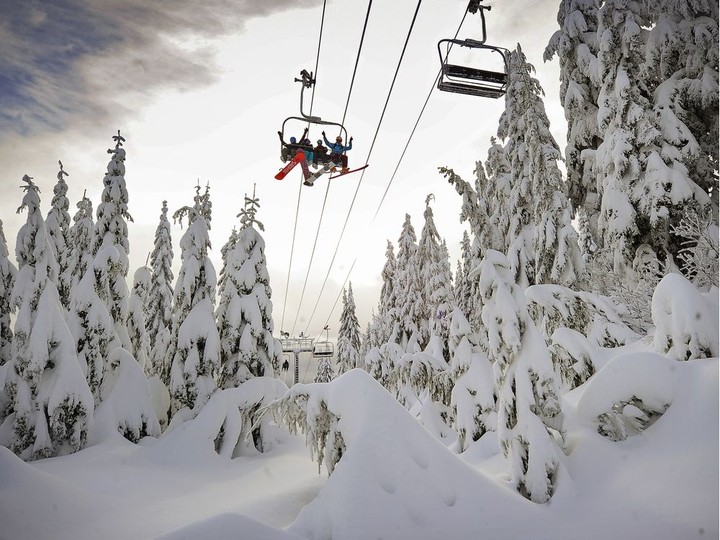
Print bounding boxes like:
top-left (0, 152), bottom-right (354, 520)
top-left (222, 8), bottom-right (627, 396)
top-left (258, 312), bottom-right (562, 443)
top-left (437, 39), bottom-right (509, 99)
top-left (436, 1), bottom-right (509, 99)
top-left (312, 340), bottom-right (334, 358)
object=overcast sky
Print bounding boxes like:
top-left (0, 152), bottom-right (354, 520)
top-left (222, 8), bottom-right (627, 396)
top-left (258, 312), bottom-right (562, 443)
top-left (0, 0), bottom-right (564, 340)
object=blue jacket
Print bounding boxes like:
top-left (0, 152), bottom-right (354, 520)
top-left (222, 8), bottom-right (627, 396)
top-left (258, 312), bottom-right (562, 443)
top-left (323, 134), bottom-right (352, 154)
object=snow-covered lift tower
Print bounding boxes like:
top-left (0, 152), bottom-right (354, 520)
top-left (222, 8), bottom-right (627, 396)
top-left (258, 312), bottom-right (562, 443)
top-left (280, 336), bottom-right (314, 385)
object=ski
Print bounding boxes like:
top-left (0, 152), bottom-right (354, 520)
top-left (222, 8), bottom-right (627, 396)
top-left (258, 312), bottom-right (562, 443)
top-left (299, 156), bottom-right (311, 180)
top-left (329, 164), bottom-right (369, 179)
top-left (275, 151), bottom-right (306, 180)
top-left (303, 163), bottom-right (332, 186)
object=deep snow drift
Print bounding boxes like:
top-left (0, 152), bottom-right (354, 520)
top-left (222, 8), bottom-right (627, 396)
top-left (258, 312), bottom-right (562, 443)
top-left (0, 345), bottom-right (717, 540)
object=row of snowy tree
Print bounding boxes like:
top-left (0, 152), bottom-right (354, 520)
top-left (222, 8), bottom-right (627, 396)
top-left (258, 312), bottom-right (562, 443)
top-left (336, 0), bottom-right (719, 504)
top-left (0, 0), bottom-right (716, 508)
top-left (0, 132), bottom-right (283, 460)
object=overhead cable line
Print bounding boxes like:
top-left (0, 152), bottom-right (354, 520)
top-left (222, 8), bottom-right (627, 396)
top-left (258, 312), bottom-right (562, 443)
top-left (373, 7), bottom-right (470, 220)
top-left (317, 5), bottom-right (472, 332)
top-left (280, 0), bottom-right (327, 335)
top-left (302, 0), bottom-right (424, 336)
top-left (290, 0), bottom-right (375, 336)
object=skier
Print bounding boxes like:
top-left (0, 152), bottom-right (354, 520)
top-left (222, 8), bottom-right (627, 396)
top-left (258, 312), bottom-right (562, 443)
top-left (313, 139), bottom-right (329, 167)
top-left (298, 131), bottom-right (315, 165)
top-left (322, 131), bottom-right (353, 174)
top-left (279, 129), bottom-right (313, 163)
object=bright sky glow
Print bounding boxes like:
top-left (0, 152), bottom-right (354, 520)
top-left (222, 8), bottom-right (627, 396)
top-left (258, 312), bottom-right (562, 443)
top-left (0, 0), bottom-right (564, 340)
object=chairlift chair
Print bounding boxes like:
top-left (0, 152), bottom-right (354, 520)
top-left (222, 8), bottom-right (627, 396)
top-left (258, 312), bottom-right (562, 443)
top-left (436, 2), bottom-right (509, 99)
top-left (312, 340), bottom-right (334, 358)
top-left (278, 69), bottom-right (349, 162)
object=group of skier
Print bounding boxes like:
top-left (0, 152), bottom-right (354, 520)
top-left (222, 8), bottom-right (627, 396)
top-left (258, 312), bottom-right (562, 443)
top-left (278, 128), bottom-right (353, 174)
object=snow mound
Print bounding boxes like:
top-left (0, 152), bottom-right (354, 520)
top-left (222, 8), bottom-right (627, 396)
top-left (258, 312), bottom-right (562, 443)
top-left (0, 446), bottom-right (104, 539)
top-left (145, 377), bottom-right (289, 463)
top-left (156, 512), bottom-right (304, 540)
top-left (279, 369), bottom-right (525, 540)
top-left (651, 273), bottom-right (719, 360)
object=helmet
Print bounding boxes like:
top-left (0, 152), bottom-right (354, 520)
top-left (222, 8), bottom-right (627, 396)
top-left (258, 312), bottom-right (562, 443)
top-left (317, 140), bottom-right (323, 145)
top-left (336, 136), bottom-right (342, 142)
top-left (290, 137), bottom-right (297, 143)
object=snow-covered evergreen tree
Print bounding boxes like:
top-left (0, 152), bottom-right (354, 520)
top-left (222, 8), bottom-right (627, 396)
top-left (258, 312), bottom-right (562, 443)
top-left (375, 240), bottom-right (398, 348)
top-left (453, 232), bottom-right (473, 320)
top-left (336, 283), bottom-right (361, 375)
top-left (448, 309), bottom-right (495, 453)
top-left (314, 356), bottom-right (335, 383)
top-left (45, 160), bottom-right (72, 308)
top-left (499, 44), bottom-right (584, 289)
top-left (594, 0), bottom-right (712, 276)
top-left (0, 220), bottom-right (17, 367)
top-left (479, 250), bottom-right (563, 503)
top-left (417, 196), bottom-right (454, 352)
top-left (483, 138), bottom-right (514, 256)
top-left (545, 0), bottom-right (604, 251)
top-left (92, 131), bottom-right (133, 348)
top-left (146, 201), bottom-right (174, 382)
top-left (127, 266), bottom-right (151, 372)
top-left (94, 348), bottom-right (160, 442)
top-left (217, 190), bottom-right (281, 389)
top-left (1, 176), bottom-right (93, 460)
top-left (68, 190), bottom-right (94, 294)
top-left (68, 249), bottom-right (122, 402)
top-left (644, 0), bottom-right (718, 208)
top-left (430, 239), bottom-right (454, 348)
top-left (393, 214), bottom-right (422, 350)
top-left (672, 209), bottom-right (719, 289)
top-left (169, 204), bottom-right (219, 414)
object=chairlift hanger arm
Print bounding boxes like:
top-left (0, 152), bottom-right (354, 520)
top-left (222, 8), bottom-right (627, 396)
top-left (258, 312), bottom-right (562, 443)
top-left (281, 116), bottom-right (348, 144)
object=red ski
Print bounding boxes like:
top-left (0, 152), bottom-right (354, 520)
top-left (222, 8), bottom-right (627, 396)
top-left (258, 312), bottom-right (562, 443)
top-left (275, 151), bottom-right (306, 180)
top-left (329, 164), bottom-right (369, 179)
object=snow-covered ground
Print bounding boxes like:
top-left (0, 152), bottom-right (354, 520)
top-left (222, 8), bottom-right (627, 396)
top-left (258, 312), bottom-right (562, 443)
top-left (1, 343), bottom-right (716, 540)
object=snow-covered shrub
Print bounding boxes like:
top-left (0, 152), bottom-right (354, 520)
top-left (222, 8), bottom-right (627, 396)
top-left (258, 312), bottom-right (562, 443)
top-left (393, 338), bottom-right (450, 411)
top-left (651, 273), bottom-right (719, 361)
top-left (151, 377), bottom-right (288, 460)
top-left (273, 387), bottom-right (345, 474)
top-left (94, 348), bottom-right (160, 444)
top-left (479, 250), bottom-right (563, 503)
top-left (672, 209), bottom-right (719, 289)
top-left (314, 356), bottom-right (334, 383)
top-left (448, 309), bottom-right (495, 452)
top-left (526, 283), bottom-right (639, 387)
top-left (576, 352), bottom-right (676, 441)
top-left (548, 328), bottom-right (599, 390)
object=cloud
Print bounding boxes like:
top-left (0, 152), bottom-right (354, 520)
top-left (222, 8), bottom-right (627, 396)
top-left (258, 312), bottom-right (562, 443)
top-left (0, 0), bottom-right (319, 139)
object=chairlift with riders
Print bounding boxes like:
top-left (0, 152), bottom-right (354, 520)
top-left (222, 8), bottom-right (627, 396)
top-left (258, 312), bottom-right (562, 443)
top-left (276, 69), bottom-right (367, 184)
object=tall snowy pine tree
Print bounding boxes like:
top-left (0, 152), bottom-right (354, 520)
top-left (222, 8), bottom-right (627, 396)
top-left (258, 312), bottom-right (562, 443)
top-left (169, 203), bottom-right (220, 414)
top-left (0, 220), bottom-right (17, 368)
top-left (479, 250), bottom-right (563, 504)
top-left (217, 190), bottom-right (281, 388)
top-left (146, 201), bottom-right (174, 382)
top-left (45, 161), bottom-right (72, 308)
top-left (1, 176), bottom-right (93, 460)
top-left (336, 283), bottom-right (362, 375)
